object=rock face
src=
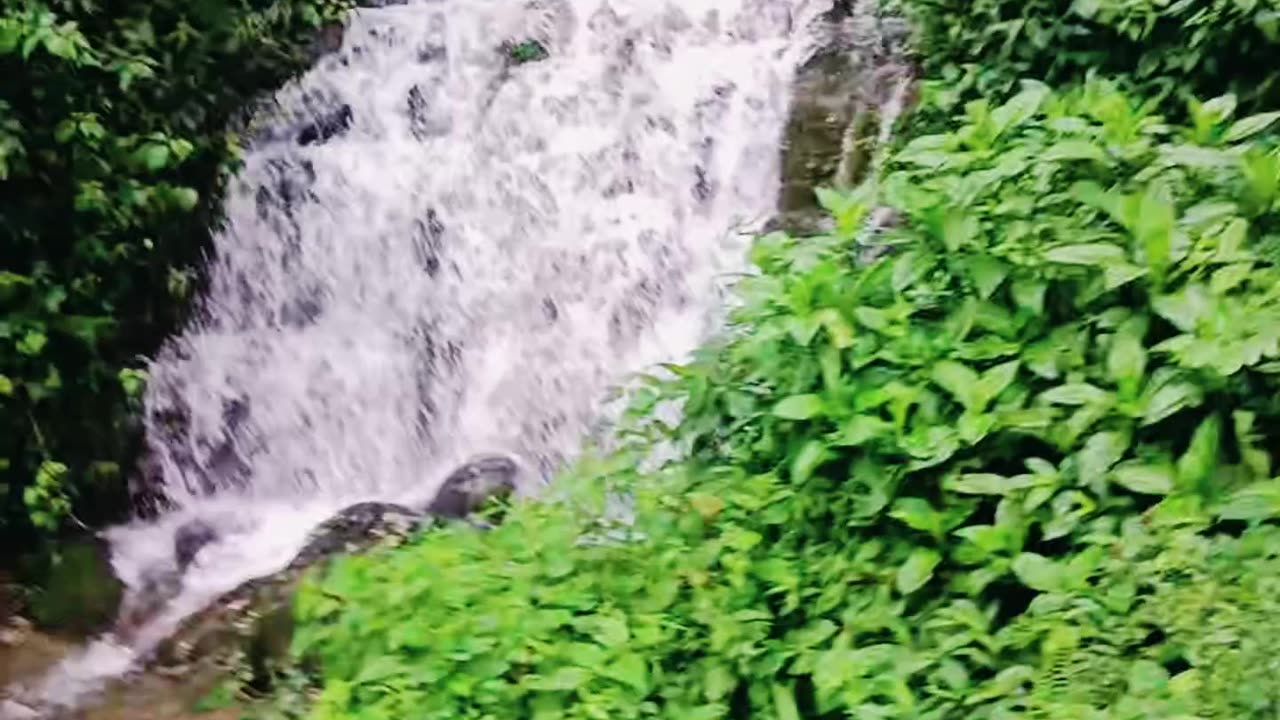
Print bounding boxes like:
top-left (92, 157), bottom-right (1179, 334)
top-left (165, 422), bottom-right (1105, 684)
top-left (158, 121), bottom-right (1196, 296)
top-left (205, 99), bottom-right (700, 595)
top-left (146, 454), bottom-right (522, 686)
top-left (425, 454), bottom-right (524, 519)
top-left (772, 0), bottom-right (914, 236)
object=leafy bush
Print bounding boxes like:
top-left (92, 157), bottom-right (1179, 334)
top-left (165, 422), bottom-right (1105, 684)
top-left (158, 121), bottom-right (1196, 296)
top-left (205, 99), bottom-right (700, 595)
top-left (896, 0), bottom-right (1280, 116)
top-left (284, 80), bottom-right (1280, 719)
top-left (0, 0), bottom-right (349, 538)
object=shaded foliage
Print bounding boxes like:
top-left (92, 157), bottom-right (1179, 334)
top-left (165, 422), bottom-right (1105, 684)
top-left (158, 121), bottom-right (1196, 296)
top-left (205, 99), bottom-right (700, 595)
top-left (0, 0), bottom-right (349, 541)
top-left (896, 0), bottom-right (1280, 117)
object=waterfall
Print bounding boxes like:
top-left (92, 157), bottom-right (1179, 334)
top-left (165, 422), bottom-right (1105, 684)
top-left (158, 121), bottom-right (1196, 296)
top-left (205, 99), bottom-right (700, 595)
top-left (8, 0), bottom-right (858, 713)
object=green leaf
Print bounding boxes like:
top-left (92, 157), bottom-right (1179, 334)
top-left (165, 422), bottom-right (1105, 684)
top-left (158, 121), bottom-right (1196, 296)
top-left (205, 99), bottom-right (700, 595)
top-left (945, 473), bottom-right (1036, 496)
top-left (1077, 431), bottom-right (1130, 492)
top-left (790, 440), bottom-right (830, 484)
top-left (966, 256), bottom-right (1009, 299)
top-left (172, 187), bottom-right (199, 211)
top-left (606, 654), bottom-right (649, 692)
top-left (976, 360), bottom-right (1020, 408)
top-left (774, 395), bottom-right (824, 420)
top-left (896, 548), bottom-right (941, 594)
top-left (1142, 380), bottom-right (1203, 425)
top-left (0, 375), bottom-right (12, 396)
top-left (1039, 383), bottom-right (1112, 406)
top-left (1111, 461), bottom-right (1175, 495)
top-left (1106, 318), bottom-right (1147, 394)
top-left (1042, 139), bottom-right (1107, 163)
top-left (16, 331), bottom-right (47, 356)
top-left (1011, 277), bottom-right (1047, 315)
top-left (890, 497), bottom-right (943, 537)
top-left (1045, 243), bottom-right (1127, 266)
top-left (1223, 111), bottom-right (1280, 142)
top-left (137, 142), bottom-right (169, 171)
top-left (1217, 480), bottom-right (1280, 521)
top-left (1176, 415), bottom-right (1220, 494)
top-left (772, 683), bottom-right (801, 720)
top-left (931, 360), bottom-right (980, 409)
top-left (834, 415), bottom-right (892, 447)
top-left (1011, 553), bottom-right (1063, 592)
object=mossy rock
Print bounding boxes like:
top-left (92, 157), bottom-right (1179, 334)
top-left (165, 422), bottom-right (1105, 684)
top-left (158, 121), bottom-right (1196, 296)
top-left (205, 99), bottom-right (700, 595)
top-left (29, 538), bottom-right (123, 638)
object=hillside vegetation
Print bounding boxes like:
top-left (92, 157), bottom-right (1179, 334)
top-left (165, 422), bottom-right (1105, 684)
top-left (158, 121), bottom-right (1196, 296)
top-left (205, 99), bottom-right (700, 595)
top-left (188, 0), bottom-right (1280, 717)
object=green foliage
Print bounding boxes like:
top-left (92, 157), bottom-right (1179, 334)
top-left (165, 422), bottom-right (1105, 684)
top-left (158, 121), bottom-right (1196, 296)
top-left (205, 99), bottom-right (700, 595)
top-left (897, 0), bottom-right (1280, 116)
top-left (281, 80), bottom-right (1280, 719)
top-left (505, 39), bottom-right (549, 65)
top-left (0, 0), bottom-right (349, 538)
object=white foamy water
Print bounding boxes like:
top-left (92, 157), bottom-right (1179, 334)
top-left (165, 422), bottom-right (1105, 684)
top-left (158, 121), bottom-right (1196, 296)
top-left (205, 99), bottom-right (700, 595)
top-left (7, 0), bottom-right (864, 714)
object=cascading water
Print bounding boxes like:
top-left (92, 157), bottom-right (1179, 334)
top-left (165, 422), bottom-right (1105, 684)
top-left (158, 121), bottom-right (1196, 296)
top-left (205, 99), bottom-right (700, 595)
top-left (5, 0), bottom-right (903, 714)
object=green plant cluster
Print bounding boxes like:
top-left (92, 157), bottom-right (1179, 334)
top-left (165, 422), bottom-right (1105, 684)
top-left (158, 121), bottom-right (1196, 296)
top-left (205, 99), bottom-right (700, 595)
top-left (278, 75), bottom-right (1280, 719)
top-left (898, 0), bottom-right (1280, 116)
top-left (0, 0), bottom-right (349, 539)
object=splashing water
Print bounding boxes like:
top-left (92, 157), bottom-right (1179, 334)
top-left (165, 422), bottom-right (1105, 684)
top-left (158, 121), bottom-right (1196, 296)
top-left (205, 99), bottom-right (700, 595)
top-left (6, 0), bottom-right (908, 713)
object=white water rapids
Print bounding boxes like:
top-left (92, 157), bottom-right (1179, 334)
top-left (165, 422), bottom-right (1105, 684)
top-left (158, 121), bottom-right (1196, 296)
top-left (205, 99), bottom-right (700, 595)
top-left (4, 0), bottom-right (903, 714)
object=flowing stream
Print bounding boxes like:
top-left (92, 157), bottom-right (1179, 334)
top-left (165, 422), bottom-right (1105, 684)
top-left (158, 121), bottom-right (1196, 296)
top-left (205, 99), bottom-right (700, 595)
top-left (4, 0), bottom-right (902, 714)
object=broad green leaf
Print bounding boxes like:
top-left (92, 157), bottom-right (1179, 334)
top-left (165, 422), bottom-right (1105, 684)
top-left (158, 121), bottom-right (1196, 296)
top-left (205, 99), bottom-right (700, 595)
top-left (1223, 111), bottom-right (1280, 142)
top-left (1077, 431), bottom-right (1130, 492)
top-left (966, 256), bottom-right (1009, 299)
top-left (945, 473), bottom-right (1036, 496)
top-left (1106, 317), bottom-right (1147, 393)
top-left (1038, 383), bottom-right (1112, 406)
top-left (1217, 480), bottom-right (1280, 521)
top-left (931, 360), bottom-right (980, 409)
top-left (774, 394), bottom-right (824, 420)
top-left (896, 548), bottom-right (941, 594)
top-left (834, 415), bottom-right (892, 447)
top-left (1111, 461), bottom-right (1175, 495)
top-left (689, 494), bottom-right (725, 520)
top-left (890, 497), bottom-right (942, 537)
top-left (1136, 184), bottom-right (1174, 278)
top-left (1142, 380), bottom-right (1204, 425)
top-left (942, 209), bottom-right (979, 252)
top-left (976, 360), bottom-right (1020, 407)
top-left (1176, 415), bottom-right (1220, 494)
top-left (1042, 139), bottom-right (1107, 163)
top-left (0, 375), bottom-right (12, 396)
top-left (772, 683), bottom-right (801, 720)
top-left (1044, 243), bottom-right (1127, 266)
top-left (1011, 553), bottom-right (1062, 592)
top-left (1152, 284), bottom-right (1210, 332)
top-left (606, 654), bottom-right (649, 692)
top-left (791, 440), bottom-right (830, 484)
top-left (1010, 277), bottom-right (1047, 315)
top-left (172, 187), bottom-right (199, 211)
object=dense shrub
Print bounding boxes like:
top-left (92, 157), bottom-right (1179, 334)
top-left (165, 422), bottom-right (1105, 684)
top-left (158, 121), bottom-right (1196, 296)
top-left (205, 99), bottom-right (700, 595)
top-left (0, 0), bottom-right (348, 539)
top-left (896, 0), bottom-right (1280, 116)
top-left (284, 80), bottom-right (1280, 719)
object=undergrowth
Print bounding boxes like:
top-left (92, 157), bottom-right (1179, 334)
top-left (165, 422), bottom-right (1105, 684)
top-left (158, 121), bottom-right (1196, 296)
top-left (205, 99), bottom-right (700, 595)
top-left (267, 67), bottom-right (1280, 720)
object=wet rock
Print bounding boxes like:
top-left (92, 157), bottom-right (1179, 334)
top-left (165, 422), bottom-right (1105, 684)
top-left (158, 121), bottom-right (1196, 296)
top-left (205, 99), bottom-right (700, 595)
top-left (408, 84), bottom-right (452, 140)
top-left (152, 502), bottom-right (424, 675)
top-left (174, 519), bottom-right (218, 571)
top-left (296, 104), bottom-right (353, 146)
top-left (146, 460), bottom-right (522, 680)
top-left (28, 538), bottom-right (123, 639)
top-left (773, 0), bottom-right (916, 236)
top-left (425, 454), bottom-right (523, 519)
top-left (0, 699), bottom-right (40, 720)
top-left (290, 502), bottom-right (425, 569)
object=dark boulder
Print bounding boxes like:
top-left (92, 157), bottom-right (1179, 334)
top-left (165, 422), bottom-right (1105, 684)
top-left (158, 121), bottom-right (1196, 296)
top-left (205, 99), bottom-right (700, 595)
top-left (289, 502), bottom-right (424, 570)
top-left (425, 454), bottom-right (523, 519)
top-left (174, 518), bottom-right (218, 571)
top-left (296, 104), bottom-right (354, 146)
